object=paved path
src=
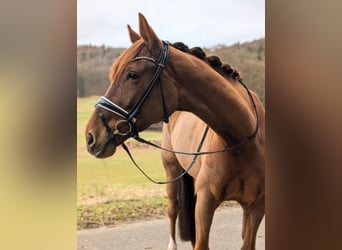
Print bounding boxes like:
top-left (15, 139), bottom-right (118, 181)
top-left (78, 207), bottom-right (265, 250)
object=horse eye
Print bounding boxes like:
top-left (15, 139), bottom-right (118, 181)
top-left (127, 72), bottom-right (140, 80)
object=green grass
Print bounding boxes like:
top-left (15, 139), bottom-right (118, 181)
top-left (77, 96), bottom-right (167, 229)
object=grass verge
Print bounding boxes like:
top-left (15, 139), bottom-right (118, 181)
top-left (77, 197), bottom-right (168, 229)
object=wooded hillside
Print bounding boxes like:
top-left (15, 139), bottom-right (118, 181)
top-left (77, 38), bottom-right (264, 104)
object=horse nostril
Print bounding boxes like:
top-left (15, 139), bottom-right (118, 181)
top-left (87, 132), bottom-right (96, 147)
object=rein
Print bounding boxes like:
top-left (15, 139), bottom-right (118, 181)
top-left (122, 126), bottom-right (210, 184)
top-left (94, 41), bottom-right (260, 184)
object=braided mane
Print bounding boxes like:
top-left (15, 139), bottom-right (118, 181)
top-left (171, 42), bottom-right (241, 81)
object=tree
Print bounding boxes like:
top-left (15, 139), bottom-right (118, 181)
top-left (77, 75), bottom-right (86, 97)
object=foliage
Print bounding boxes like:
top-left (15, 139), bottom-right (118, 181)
top-left (77, 45), bottom-right (125, 97)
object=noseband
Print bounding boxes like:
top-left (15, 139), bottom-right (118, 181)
top-left (95, 41), bottom-right (170, 142)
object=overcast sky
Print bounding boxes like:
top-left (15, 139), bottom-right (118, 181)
top-left (77, 0), bottom-right (264, 48)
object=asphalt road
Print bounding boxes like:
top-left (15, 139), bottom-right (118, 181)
top-left (78, 207), bottom-right (265, 250)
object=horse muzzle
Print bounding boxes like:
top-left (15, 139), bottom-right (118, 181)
top-left (86, 129), bottom-right (116, 158)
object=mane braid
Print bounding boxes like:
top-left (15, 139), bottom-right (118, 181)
top-left (171, 42), bottom-right (242, 80)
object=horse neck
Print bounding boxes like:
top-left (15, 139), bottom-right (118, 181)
top-left (167, 50), bottom-right (256, 144)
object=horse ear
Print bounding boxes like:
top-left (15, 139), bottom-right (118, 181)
top-left (138, 13), bottom-right (161, 51)
top-left (127, 25), bottom-right (140, 43)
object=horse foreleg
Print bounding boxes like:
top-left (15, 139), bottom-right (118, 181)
top-left (162, 141), bottom-right (182, 250)
top-left (193, 189), bottom-right (218, 250)
top-left (166, 182), bottom-right (179, 250)
top-left (241, 197), bottom-right (265, 250)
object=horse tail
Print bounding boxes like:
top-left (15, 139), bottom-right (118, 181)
top-left (178, 172), bottom-right (196, 244)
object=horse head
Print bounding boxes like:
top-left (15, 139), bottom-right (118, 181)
top-left (85, 13), bottom-right (178, 158)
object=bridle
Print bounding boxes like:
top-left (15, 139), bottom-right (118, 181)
top-left (94, 40), bottom-right (260, 184)
top-left (95, 41), bottom-right (170, 142)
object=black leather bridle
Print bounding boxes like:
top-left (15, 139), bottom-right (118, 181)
top-left (95, 41), bottom-right (170, 144)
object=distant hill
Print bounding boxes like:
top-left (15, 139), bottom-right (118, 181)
top-left (77, 38), bottom-right (264, 104)
top-left (77, 45), bottom-right (125, 97)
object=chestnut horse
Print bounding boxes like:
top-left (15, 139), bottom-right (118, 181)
top-left (85, 13), bottom-right (265, 250)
